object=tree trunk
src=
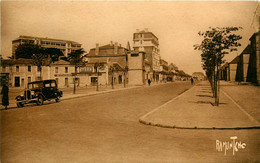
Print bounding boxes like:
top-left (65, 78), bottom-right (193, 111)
top-left (40, 67), bottom-right (42, 80)
top-left (73, 66), bottom-right (76, 94)
top-left (96, 70), bottom-right (99, 91)
top-left (123, 72), bottom-right (126, 88)
top-left (215, 64), bottom-right (220, 106)
top-left (112, 73), bottom-right (114, 89)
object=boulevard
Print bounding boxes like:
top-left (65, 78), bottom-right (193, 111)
top-left (1, 81), bottom-right (259, 163)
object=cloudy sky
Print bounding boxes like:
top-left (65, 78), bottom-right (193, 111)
top-left (1, 1), bottom-right (259, 74)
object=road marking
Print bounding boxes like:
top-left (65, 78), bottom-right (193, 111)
top-left (140, 85), bottom-right (196, 120)
top-left (221, 89), bottom-right (260, 125)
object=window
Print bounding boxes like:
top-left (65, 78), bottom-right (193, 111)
top-left (37, 66), bottom-right (40, 72)
top-left (55, 67), bottom-right (58, 73)
top-left (65, 67), bottom-right (68, 73)
top-left (2, 66), bottom-right (6, 72)
top-left (16, 66), bottom-right (19, 72)
top-left (65, 78), bottom-right (68, 86)
top-left (140, 40), bottom-right (142, 44)
top-left (28, 77), bottom-right (32, 83)
top-left (28, 65), bottom-right (31, 72)
top-left (37, 76), bottom-right (41, 81)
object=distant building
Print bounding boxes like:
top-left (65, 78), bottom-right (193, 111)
top-left (133, 29), bottom-right (161, 82)
top-left (192, 72), bottom-right (205, 81)
top-left (12, 36), bottom-right (82, 58)
top-left (159, 59), bottom-right (169, 82)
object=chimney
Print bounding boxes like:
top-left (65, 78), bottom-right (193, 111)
top-left (95, 43), bottom-right (99, 55)
top-left (136, 29), bottom-right (140, 33)
top-left (110, 41), bottom-right (113, 46)
top-left (144, 28), bottom-right (148, 32)
top-left (114, 42), bottom-right (118, 55)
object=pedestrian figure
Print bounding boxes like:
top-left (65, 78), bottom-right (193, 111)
top-left (1, 83), bottom-right (9, 110)
top-left (148, 79), bottom-right (151, 86)
top-left (191, 78), bottom-right (194, 85)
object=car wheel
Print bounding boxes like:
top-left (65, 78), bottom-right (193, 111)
top-left (17, 102), bottom-right (24, 108)
top-left (36, 95), bottom-right (44, 105)
top-left (55, 98), bottom-right (59, 102)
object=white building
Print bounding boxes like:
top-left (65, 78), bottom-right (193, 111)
top-left (12, 36), bottom-right (82, 58)
top-left (133, 29), bottom-right (161, 82)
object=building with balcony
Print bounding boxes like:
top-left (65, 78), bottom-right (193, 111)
top-left (133, 29), bottom-right (161, 82)
top-left (12, 36), bottom-right (82, 58)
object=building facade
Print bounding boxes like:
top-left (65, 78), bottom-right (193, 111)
top-left (132, 29), bottom-right (161, 82)
top-left (0, 58), bottom-right (93, 88)
top-left (12, 36), bottom-right (82, 58)
top-left (87, 42), bottom-right (129, 86)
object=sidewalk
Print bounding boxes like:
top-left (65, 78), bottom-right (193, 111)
top-left (1, 81), bottom-right (173, 110)
top-left (139, 81), bottom-right (260, 129)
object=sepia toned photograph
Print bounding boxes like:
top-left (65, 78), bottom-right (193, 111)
top-left (0, 0), bottom-right (260, 162)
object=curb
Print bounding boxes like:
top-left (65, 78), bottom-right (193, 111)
top-left (139, 118), bottom-right (260, 130)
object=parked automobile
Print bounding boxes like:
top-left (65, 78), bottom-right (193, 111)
top-left (16, 80), bottom-right (63, 108)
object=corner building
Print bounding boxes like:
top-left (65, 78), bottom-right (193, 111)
top-left (133, 29), bottom-right (161, 82)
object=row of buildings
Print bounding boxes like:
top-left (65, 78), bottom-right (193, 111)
top-left (220, 31), bottom-right (260, 85)
top-left (1, 29), bottom-right (191, 88)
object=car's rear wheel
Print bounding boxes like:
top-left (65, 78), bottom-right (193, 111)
top-left (36, 95), bottom-right (44, 105)
top-left (17, 102), bottom-right (24, 108)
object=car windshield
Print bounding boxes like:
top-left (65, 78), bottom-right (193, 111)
top-left (44, 81), bottom-right (56, 87)
top-left (28, 82), bottom-right (44, 89)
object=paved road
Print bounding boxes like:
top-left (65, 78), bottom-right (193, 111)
top-left (1, 81), bottom-right (260, 163)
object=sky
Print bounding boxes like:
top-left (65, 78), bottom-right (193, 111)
top-left (1, 1), bottom-right (259, 75)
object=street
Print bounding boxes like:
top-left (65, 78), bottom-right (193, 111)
top-left (1, 81), bottom-right (260, 163)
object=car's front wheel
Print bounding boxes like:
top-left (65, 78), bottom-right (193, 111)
top-left (36, 95), bottom-right (44, 105)
top-left (17, 102), bottom-right (24, 108)
top-left (55, 98), bottom-right (59, 102)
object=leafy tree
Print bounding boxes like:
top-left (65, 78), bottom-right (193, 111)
top-left (44, 48), bottom-right (64, 63)
top-left (67, 49), bottom-right (86, 94)
top-left (15, 43), bottom-right (64, 62)
top-left (194, 27), bottom-right (242, 106)
top-left (15, 43), bottom-right (44, 59)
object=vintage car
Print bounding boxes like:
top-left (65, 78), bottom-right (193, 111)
top-left (16, 80), bottom-right (63, 108)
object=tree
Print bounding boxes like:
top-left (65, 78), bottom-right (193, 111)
top-left (94, 63), bottom-right (105, 91)
top-left (32, 53), bottom-right (48, 80)
top-left (67, 49), bottom-right (86, 94)
top-left (44, 48), bottom-right (64, 63)
top-left (15, 43), bottom-right (44, 59)
top-left (194, 27), bottom-right (242, 106)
